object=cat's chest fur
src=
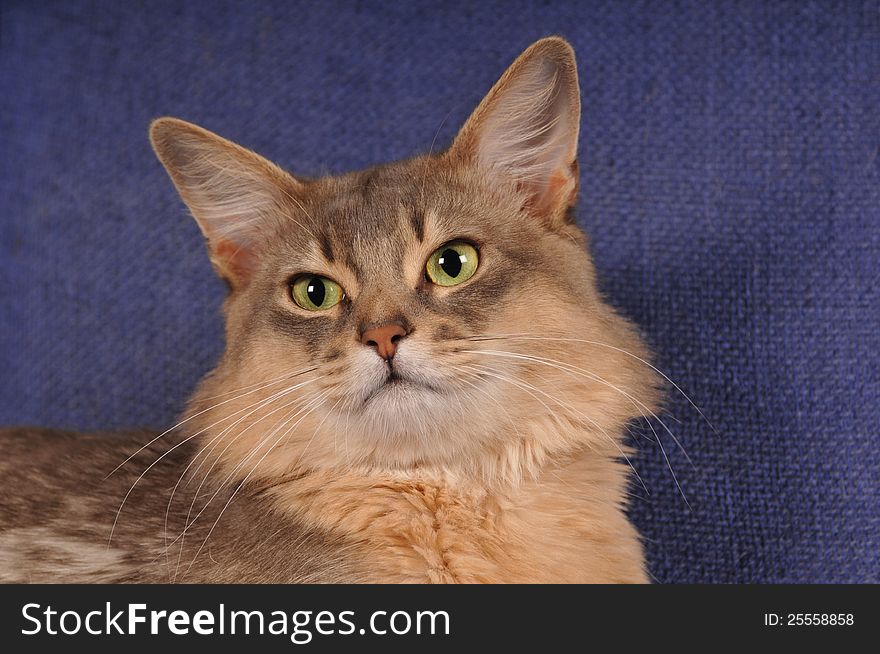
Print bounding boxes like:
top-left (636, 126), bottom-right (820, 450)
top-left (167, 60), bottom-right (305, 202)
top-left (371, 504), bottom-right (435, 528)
top-left (268, 454), bottom-right (647, 584)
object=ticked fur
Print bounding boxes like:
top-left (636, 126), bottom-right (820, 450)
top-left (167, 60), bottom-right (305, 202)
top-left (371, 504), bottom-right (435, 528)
top-left (0, 38), bottom-right (660, 583)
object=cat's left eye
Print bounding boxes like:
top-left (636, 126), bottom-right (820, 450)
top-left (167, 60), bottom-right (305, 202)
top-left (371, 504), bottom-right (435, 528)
top-left (426, 241), bottom-right (479, 287)
top-left (290, 275), bottom-right (344, 311)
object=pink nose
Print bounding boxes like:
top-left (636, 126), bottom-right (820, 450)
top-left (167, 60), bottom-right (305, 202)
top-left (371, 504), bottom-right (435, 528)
top-left (361, 323), bottom-right (408, 360)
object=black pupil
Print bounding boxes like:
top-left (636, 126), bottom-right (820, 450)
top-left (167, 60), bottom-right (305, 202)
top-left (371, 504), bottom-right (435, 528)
top-left (307, 277), bottom-right (326, 306)
top-left (439, 248), bottom-right (463, 278)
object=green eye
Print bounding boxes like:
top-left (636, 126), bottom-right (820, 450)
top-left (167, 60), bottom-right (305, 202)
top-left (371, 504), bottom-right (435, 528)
top-left (426, 241), bottom-right (479, 286)
top-left (290, 275), bottom-right (344, 311)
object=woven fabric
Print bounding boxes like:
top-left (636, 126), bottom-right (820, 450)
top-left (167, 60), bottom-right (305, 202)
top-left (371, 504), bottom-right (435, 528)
top-left (2, 0), bottom-right (878, 583)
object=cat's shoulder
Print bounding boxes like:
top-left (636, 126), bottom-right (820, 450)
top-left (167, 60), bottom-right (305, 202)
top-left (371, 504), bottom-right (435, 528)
top-left (0, 426), bottom-right (155, 476)
top-left (0, 425), bottom-right (151, 447)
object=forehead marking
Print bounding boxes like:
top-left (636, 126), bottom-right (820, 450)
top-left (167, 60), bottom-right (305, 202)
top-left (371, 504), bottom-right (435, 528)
top-left (409, 209), bottom-right (425, 242)
top-left (318, 231), bottom-right (335, 263)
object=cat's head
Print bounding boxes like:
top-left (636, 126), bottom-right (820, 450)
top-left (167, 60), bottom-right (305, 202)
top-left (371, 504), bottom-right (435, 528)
top-left (151, 37), bottom-right (659, 483)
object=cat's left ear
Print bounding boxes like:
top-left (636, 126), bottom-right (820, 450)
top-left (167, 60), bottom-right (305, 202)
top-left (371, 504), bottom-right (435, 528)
top-left (448, 37), bottom-right (581, 230)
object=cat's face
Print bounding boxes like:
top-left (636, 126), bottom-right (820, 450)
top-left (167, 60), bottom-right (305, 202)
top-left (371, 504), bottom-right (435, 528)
top-left (152, 38), bottom-right (657, 480)
top-left (207, 156), bottom-right (603, 471)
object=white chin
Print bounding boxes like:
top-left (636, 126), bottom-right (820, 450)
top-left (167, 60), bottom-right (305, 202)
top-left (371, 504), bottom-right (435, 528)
top-left (364, 379), bottom-right (436, 406)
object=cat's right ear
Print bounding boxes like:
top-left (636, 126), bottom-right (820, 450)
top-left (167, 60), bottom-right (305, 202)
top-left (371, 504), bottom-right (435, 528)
top-left (150, 117), bottom-right (302, 286)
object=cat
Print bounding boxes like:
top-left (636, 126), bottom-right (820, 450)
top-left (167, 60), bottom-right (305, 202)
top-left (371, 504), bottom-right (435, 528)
top-left (0, 37), bottom-right (660, 583)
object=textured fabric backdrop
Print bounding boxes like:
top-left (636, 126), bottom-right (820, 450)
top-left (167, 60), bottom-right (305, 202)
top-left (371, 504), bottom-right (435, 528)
top-left (2, 0), bottom-right (878, 583)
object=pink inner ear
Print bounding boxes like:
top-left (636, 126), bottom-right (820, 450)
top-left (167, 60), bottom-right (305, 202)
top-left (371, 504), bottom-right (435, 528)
top-left (519, 165), bottom-right (577, 219)
top-left (547, 168), bottom-right (572, 199)
top-left (213, 239), bottom-right (256, 284)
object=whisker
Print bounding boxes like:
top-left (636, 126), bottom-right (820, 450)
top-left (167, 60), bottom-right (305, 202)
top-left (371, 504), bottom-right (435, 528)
top-left (161, 390), bottom-right (327, 572)
top-left (463, 351), bottom-right (687, 505)
top-left (454, 368), bottom-right (529, 458)
top-left (288, 392), bottom-right (345, 472)
top-left (184, 390), bottom-right (331, 573)
top-left (466, 333), bottom-right (716, 435)
top-left (172, 390), bottom-right (323, 580)
top-left (106, 366), bottom-right (317, 479)
top-left (190, 368), bottom-right (315, 403)
top-left (168, 390), bottom-right (330, 553)
top-left (163, 381), bottom-right (322, 575)
top-left (464, 348), bottom-right (692, 467)
top-left (459, 363), bottom-right (648, 494)
top-left (180, 381), bottom-right (320, 496)
top-left (108, 374), bottom-right (321, 548)
top-left (418, 105), bottom-right (457, 207)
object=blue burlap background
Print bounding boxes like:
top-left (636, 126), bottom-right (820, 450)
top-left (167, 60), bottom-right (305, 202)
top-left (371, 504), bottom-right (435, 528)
top-left (2, 1), bottom-right (878, 582)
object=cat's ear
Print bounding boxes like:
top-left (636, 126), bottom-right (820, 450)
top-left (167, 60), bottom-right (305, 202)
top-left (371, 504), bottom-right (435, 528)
top-left (448, 37), bottom-right (581, 230)
top-left (150, 117), bottom-right (301, 286)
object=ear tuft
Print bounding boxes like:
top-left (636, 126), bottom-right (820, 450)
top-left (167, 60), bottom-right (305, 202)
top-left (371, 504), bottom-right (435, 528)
top-left (150, 117), bottom-right (301, 285)
top-left (449, 37), bottom-right (581, 229)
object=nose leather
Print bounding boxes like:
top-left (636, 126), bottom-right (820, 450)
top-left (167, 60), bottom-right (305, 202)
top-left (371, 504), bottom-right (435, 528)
top-left (360, 323), bottom-right (408, 360)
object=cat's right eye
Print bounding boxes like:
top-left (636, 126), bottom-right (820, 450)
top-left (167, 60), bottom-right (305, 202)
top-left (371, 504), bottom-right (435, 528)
top-left (289, 275), bottom-right (345, 311)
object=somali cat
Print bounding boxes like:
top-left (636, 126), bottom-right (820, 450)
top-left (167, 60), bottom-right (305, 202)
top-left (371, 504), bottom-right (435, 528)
top-left (0, 37), bottom-right (660, 583)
